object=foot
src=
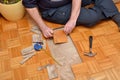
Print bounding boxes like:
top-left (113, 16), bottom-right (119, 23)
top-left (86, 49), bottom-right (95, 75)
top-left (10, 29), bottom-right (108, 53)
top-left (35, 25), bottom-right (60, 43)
top-left (112, 13), bottom-right (120, 32)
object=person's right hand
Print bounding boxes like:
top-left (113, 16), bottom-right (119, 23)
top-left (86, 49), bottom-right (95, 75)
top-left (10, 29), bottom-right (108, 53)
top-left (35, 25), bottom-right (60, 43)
top-left (40, 26), bottom-right (53, 38)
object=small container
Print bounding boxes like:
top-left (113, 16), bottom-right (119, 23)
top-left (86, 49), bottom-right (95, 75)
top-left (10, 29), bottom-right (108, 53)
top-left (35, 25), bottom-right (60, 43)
top-left (34, 43), bottom-right (42, 51)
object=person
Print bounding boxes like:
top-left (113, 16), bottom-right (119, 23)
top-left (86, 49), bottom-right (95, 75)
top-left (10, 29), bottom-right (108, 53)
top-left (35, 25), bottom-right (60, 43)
top-left (22, 0), bottom-right (120, 38)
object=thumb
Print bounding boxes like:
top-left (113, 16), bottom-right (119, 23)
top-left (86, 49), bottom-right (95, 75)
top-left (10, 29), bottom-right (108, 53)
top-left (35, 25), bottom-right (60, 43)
top-left (50, 29), bottom-right (53, 34)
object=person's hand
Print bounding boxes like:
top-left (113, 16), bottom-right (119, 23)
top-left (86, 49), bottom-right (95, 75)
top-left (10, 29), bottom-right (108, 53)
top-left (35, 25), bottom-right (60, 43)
top-left (64, 20), bottom-right (76, 35)
top-left (40, 26), bottom-right (53, 38)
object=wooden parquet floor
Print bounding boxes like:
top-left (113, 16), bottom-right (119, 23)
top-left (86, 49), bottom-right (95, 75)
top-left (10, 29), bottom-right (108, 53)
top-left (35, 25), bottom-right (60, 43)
top-left (0, 3), bottom-right (120, 80)
top-left (70, 3), bottom-right (120, 80)
top-left (0, 15), bottom-right (58, 80)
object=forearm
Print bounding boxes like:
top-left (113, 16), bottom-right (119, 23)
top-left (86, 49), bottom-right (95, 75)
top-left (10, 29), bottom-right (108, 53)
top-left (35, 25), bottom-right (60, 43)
top-left (64, 0), bottom-right (81, 34)
top-left (26, 7), bottom-right (47, 30)
top-left (69, 0), bottom-right (81, 22)
top-left (26, 7), bottom-right (53, 38)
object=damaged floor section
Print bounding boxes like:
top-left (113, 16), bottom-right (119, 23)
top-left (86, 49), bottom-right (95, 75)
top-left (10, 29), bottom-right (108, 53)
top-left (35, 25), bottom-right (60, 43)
top-left (47, 36), bottom-right (82, 80)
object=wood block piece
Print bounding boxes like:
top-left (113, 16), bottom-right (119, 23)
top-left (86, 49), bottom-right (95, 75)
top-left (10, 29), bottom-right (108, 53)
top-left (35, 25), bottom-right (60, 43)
top-left (47, 64), bottom-right (58, 80)
top-left (53, 30), bottom-right (67, 44)
top-left (21, 46), bottom-right (35, 56)
top-left (31, 26), bottom-right (41, 34)
top-left (32, 34), bottom-right (42, 43)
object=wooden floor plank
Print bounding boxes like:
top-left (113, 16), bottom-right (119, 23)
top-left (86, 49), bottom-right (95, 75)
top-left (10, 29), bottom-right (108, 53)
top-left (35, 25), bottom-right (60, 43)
top-left (53, 30), bottom-right (68, 44)
top-left (71, 2), bottom-right (120, 79)
top-left (0, 3), bottom-right (120, 80)
top-left (1, 18), bottom-right (17, 32)
top-left (89, 72), bottom-right (108, 80)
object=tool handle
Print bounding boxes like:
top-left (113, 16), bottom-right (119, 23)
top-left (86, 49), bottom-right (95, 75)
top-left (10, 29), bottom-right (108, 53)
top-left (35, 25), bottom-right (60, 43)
top-left (89, 36), bottom-right (93, 49)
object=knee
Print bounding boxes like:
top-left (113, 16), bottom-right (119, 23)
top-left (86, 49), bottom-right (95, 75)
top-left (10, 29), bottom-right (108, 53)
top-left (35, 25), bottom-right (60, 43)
top-left (86, 14), bottom-right (101, 26)
top-left (77, 13), bottom-right (101, 27)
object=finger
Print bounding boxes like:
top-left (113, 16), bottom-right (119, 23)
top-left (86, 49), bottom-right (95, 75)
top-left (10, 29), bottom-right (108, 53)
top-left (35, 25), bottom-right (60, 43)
top-left (44, 34), bottom-right (48, 38)
top-left (47, 32), bottom-right (53, 38)
top-left (44, 32), bottom-right (50, 38)
top-left (68, 29), bottom-right (72, 34)
top-left (43, 32), bottom-right (52, 39)
top-left (66, 28), bottom-right (71, 34)
top-left (50, 29), bottom-right (53, 34)
top-left (45, 34), bottom-right (50, 38)
top-left (64, 27), bottom-right (68, 34)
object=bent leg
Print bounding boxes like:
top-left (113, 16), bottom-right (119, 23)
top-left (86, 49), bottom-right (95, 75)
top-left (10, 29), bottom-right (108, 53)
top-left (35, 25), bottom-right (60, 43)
top-left (93, 0), bottom-right (120, 31)
top-left (76, 6), bottom-right (106, 26)
top-left (41, 4), bottom-right (105, 26)
top-left (93, 0), bottom-right (119, 17)
top-left (41, 4), bottom-right (71, 24)
top-left (41, 0), bottom-right (94, 24)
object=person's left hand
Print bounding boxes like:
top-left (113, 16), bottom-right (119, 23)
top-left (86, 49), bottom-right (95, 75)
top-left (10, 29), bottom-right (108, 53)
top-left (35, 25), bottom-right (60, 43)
top-left (64, 20), bottom-right (76, 35)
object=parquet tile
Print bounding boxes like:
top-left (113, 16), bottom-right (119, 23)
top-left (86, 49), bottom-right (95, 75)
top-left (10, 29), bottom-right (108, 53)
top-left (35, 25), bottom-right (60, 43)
top-left (0, 3), bottom-right (120, 80)
top-left (97, 57), bottom-right (114, 70)
top-left (17, 17), bottom-right (31, 35)
top-left (19, 33), bottom-right (33, 48)
top-left (109, 54), bottom-right (120, 66)
top-left (104, 68), bottom-right (120, 80)
top-left (0, 17), bottom-right (2, 33)
top-left (1, 18), bottom-right (17, 32)
top-left (0, 15), bottom-right (57, 80)
top-left (53, 30), bottom-right (68, 44)
top-left (0, 71), bottom-right (13, 80)
top-left (9, 46), bottom-right (22, 58)
top-left (7, 38), bottom-right (21, 48)
top-left (86, 60), bottom-right (101, 74)
top-left (71, 3), bottom-right (120, 80)
top-left (0, 40), bottom-right (7, 51)
top-left (89, 72), bottom-right (107, 80)
top-left (10, 57), bottom-right (22, 69)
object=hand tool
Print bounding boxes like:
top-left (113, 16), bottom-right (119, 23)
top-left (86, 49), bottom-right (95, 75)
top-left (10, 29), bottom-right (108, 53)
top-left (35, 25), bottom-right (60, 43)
top-left (84, 36), bottom-right (97, 57)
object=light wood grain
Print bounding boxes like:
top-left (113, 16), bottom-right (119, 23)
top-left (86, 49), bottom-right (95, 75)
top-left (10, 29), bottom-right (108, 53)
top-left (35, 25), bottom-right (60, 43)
top-left (71, 3), bottom-right (120, 80)
top-left (0, 3), bottom-right (120, 80)
top-left (53, 30), bottom-right (68, 44)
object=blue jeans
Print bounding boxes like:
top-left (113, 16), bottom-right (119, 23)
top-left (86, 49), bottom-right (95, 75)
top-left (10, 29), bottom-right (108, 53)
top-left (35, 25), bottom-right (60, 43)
top-left (41, 0), bottom-right (119, 26)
